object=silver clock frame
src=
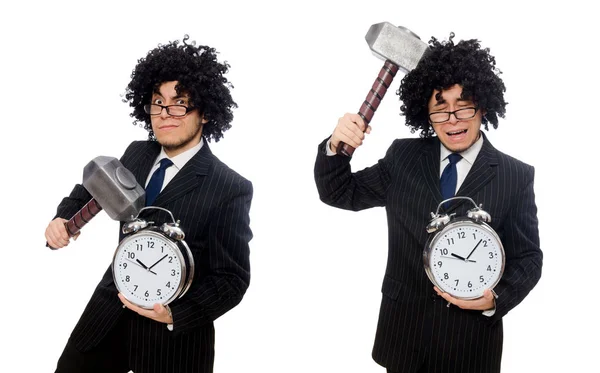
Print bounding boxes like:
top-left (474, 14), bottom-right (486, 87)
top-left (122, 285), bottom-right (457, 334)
top-left (112, 206), bottom-right (195, 309)
top-left (423, 197), bottom-right (506, 300)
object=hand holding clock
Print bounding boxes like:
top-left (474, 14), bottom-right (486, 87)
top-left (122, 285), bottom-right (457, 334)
top-left (118, 293), bottom-right (173, 324)
top-left (434, 286), bottom-right (495, 311)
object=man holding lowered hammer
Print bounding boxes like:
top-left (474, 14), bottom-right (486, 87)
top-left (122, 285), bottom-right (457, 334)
top-left (45, 36), bottom-right (253, 373)
top-left (314, 29), bottom-right (542, 372)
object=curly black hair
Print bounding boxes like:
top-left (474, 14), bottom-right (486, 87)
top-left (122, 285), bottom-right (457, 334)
top-left (398, 33), bottom-right (507, 138)
top-left (124, 35), bottom-right (236, 142)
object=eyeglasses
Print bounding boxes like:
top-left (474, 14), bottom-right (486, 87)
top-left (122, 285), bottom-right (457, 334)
top-left (144, 104), bottom-right (195, 117)
top-left (429, 107), bottom-right (478, 124)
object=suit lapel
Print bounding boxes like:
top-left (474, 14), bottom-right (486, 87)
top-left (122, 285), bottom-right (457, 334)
top-left (134, 142), bottom-right (162, 188)
top-left (418, 137), bottom-right (442, 202)
top-left (153, 141), bottom-right (214, 207)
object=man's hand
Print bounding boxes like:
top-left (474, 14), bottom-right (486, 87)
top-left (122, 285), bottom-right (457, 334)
top-left (45, 218), bottom-right (79, 249)
top-left (330, 113), bottom-right (371, 153)
top-left (434, 287), bottom-right (495, 311)
top-left (118, 293), bottom-right (173, 324)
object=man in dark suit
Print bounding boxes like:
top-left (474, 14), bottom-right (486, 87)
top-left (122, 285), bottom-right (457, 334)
top-left (314, 34), bottom-right (542, 372)
top-left (45, 36), bottom-right (252, 373)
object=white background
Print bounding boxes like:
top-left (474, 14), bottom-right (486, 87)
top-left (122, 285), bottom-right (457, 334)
top-left (1, 1), bottom-right (597, 372)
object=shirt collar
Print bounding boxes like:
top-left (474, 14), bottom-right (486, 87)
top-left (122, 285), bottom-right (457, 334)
top-left (440, 131), bottom-right (484, 166)
top-left (154, 138), bottom-right (204, 170)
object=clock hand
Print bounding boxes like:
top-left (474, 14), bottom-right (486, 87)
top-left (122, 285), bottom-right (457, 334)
top-left (136, 259), bottom-right (149, 269)
top-left (125, 258), bottom-right (157, 275)
top-left (148, 254), bottom-right (169, 271)
top-left (466, 239), bottom-right (483, 260)
top-left (451, 253), bottom-right (467, 260)
top-left (444, 254), bottom-right (476, 263)
top-left (136, 258), bottom-right (158, 275)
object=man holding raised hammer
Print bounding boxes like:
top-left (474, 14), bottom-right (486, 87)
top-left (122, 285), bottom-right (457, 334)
top-left (314, 24), bottom-right (542, 372)
top-left (45, 36), bottom-right (253, 373)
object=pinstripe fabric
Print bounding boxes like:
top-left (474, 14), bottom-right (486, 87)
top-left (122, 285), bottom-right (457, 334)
top-left (314, 133), bottom-right (542, 373)
top-left (55, 140), bottom-right (253, 373)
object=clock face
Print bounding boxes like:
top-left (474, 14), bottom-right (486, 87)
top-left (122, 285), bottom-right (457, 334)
top-left (425, 220), bottom-right (505, 299)
top-left (112, 230), bottom-right (185, 309)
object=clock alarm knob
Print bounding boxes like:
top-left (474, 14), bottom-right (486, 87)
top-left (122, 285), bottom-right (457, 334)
top-left (426, 213), bottom-right (452, 234)
top-left (467, 205), bottom-right (492, 223)
top-left (161, 222), bottom-right (185, 241)
top-left (122, 218), bottom-right (149, 234)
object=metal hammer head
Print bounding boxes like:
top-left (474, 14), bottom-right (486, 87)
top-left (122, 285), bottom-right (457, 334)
top-left (82, 156), bottom-right (145, 221)
top-left (366, 22), bottom-right (429, 74)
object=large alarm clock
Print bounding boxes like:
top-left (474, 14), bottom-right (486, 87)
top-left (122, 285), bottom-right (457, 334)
top-left (112, 207), bottom-right (195, 309)
top-left (423, 197), bottom-right (505, 300)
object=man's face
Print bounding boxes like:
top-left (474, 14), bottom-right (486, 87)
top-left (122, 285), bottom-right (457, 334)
top-left (150, 81), bottom-right (207, 157)
top-left (428, 84), bottom-right (482, 153)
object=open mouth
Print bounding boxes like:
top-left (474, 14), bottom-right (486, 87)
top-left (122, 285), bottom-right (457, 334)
top-left (447, 129), bottom-right (467, 136)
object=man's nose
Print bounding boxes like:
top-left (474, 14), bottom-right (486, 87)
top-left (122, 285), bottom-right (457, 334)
top-left (448, 112), bottom-right (459, 124)
top-left (159, 106), bottom-right (171, 118)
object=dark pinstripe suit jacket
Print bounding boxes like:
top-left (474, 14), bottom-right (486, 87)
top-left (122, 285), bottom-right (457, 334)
top-left (55, 140), bottom-right (253, 373)
top-left (314, 133), bottom-right (542, 373)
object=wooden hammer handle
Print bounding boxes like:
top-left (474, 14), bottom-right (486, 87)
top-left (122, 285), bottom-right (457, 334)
top-left (47, 198), bottom-right (103, 250)
top-left (64, 198), bottom-right (103, 236)
top-left (338, 60), bottom-right (399, 157)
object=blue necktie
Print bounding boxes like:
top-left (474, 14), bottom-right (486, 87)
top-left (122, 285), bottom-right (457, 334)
top-left (145, 158), bottom-right (173, 206)
top-left (440, 153), bottom-right (462, 202)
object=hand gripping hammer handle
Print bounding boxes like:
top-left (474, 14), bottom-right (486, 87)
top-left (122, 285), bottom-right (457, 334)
top-left (47, 199), bottom-right (103, 249)
top-left (337, 60), bottom-right (399, 157)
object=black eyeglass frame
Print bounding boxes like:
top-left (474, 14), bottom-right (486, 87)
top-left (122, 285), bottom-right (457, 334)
top-left (143, 104), bottom-right (196, 117)
top-left (428, 107), bottom-right (479, 124)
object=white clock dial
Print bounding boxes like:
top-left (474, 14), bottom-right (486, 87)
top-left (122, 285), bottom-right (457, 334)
top-left (426, 221), bottom-right (504, 299)
top-left (112, 230), bottom-right (185, 309)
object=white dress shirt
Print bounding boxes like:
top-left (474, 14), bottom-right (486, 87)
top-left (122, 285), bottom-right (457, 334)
top-left (439, 134), bottom-right (483, 194)
top-left (145, 139), bottom-right (204, 190)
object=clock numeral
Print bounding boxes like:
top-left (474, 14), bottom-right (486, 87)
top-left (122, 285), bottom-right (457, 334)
top-left (468, 281), bottom-right (472, 288)
top-left (157, 289), bottom-right (162, 296)
top-left (134, 285), bottom-right (138, 291)
top-left (171, 269), bottom-right (176, 276)
top-left (473, 233), bottom-right (477, 240)
top-left (437, 261), bottom-right (442, 268)
top-left (457, 232), bottom-right (465, 239)
top-left (168, 256), bottom-right (173, 263)
top-left (444, 273), bottom-right (449, 280)
top-left (487, 265), bottom-right (492, 272)
top-left (166, 281), bottom-right (171, 288)
top-left (447, 238), bottom-right (454, 245)
top-left (136, 244), bottom-right (143, 251)
top-left (441, 248), bottom-right (448, 255)
top-left (144, 290), bottom-right (149, 297)
top-left (127, 252), bottom-right (135, 259)
top-left (125, 275), bottom-right (130, 282)
top-left (480, 275), bottom-right (484, 283)
top-left (123, 263), bottom-right (128, 269)
top-left (454, 279), bottom-right (459, 286)
top-left (147, 241), bottom-right (155, 249)
top-left (489, 252), bottom-right (494, 259)
top-left (483, 241), bottom-right (488, 247)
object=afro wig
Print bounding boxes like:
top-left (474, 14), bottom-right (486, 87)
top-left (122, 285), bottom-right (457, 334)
top-left (398, 33), bottom-right (507, 138)
top-left (124, 35), bottom-right (236, 142)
